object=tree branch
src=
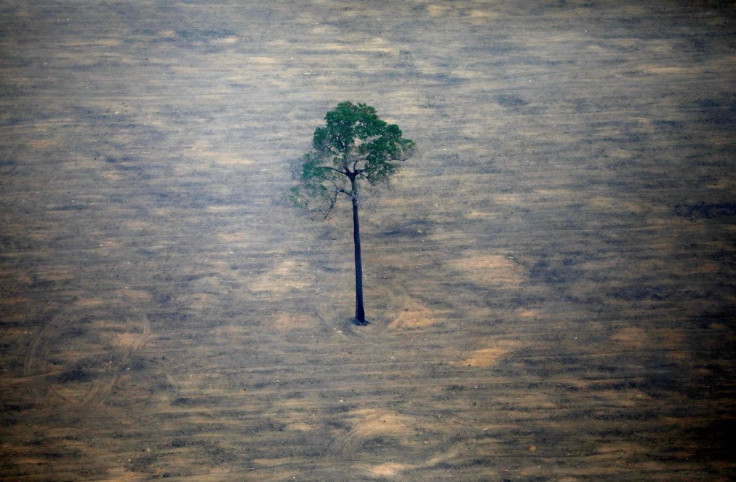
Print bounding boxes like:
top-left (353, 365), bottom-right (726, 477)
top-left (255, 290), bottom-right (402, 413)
top-left (321, 165), bottom-right (349, 176)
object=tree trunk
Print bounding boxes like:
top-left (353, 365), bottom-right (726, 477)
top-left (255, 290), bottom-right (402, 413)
top-left (351, 183), bottom-right (367, 325)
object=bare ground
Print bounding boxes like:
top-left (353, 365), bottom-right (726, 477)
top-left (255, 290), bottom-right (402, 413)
top-left (1, 1), bottom-right (735, 480)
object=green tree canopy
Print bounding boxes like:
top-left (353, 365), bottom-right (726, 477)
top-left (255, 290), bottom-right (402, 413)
top-left (290, 101), bottom-right (415, 217)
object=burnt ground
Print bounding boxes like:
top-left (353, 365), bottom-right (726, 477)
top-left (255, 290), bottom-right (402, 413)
top-left (1, 1), bottom-right (735, 480)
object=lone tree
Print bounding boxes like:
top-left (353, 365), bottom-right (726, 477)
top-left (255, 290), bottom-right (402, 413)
top-left (289, 102), bottom-right (415, 325)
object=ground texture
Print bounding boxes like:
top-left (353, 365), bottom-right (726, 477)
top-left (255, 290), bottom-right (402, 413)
top-left (1, 1), bottom-right (735, 480)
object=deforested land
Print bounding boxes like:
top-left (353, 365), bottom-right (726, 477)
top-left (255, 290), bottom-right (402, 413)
top-left (1, 1), bottom-right (734, 479)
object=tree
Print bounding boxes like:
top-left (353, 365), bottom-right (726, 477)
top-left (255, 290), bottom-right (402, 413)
top-left (289, 102), bottom-right (415, 325)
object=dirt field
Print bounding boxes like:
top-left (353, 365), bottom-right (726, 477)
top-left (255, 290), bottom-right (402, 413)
top-left (1, 1), bottom-right (735, 479)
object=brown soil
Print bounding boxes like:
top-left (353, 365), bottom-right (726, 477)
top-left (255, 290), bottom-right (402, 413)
top-left (1, 0), bottom-right (735, 479)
